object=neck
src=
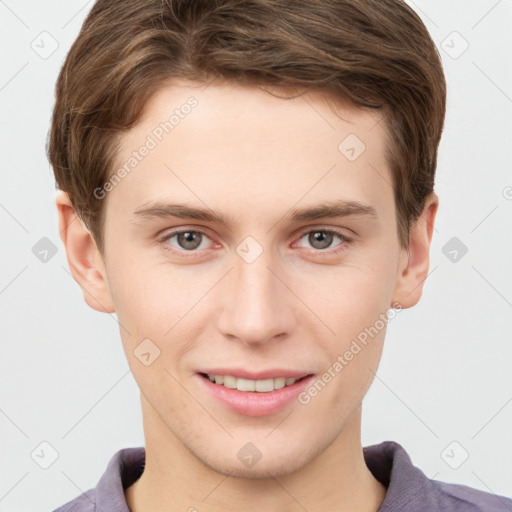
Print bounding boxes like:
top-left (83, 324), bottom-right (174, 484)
top-left (126, 398), bottom-right (387, 512)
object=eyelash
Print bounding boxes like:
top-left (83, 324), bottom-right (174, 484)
top-left (158, 227), bottom-right (353, 258)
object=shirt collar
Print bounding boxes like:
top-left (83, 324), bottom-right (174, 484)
top-left (363, 441), bottom-right (438, 511)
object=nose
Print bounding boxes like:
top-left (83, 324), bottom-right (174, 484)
top-left (216, 248), bottom-right (297, 347)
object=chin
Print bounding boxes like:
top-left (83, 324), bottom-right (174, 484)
top-left (204, 457), bottom-right (304, 480)
top-left (193, 441), bottom-right (317, 480)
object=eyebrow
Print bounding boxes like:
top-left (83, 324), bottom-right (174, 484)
top-left (132, 199), bottom-right (378, 226)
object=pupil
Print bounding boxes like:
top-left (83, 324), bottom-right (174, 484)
top-left (311, 231), bottom-right (331, 249)
top-left (179, 231), bottom-right (200, 249)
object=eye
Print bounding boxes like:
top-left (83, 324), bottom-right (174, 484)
top-left (295, 228), bottom-right (351, 253)
top-left (158, 227), bottom-right (352, 257)
top-left (160, 229), bottom-right (214, 253)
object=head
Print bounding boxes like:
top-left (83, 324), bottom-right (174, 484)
top-left (49, 0), bottom-right (445, 478)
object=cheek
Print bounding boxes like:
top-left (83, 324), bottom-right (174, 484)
top-left (299, 312), bottom-right (388, 419)
top-left (108, 237), bottom-right (397, 358)
top-left (293, 259), bottom-right (393, 393)
top-left (296, 259), bottom-right (395, 336)
top-left (107, 260), bottom-right (215, 384)
top-left (108, 258), bottom-right (205, 333)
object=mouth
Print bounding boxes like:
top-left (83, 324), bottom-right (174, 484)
top-left (198, 372), bottom-right (311, 393)
top-left (196, 371), bottom-right (316, 416)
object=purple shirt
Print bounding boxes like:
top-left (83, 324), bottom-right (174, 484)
top-left (53, 441), bottom-right (512, 511)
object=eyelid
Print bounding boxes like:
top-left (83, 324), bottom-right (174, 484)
top-left (292, 226), bottom-right (353, 252)
top-left (295, 225), bottom-right (353, 240)
top-left (157, 227), bottom-right (218, 255)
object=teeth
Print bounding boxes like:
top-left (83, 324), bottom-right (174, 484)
top-left (237, 378), bottom-right (256, 392)
top-left (274, 377), bottom-right (286, 389)
top-left (223, 375), bottom-right (237, 389)
top-left (254, 379), bottom-right (273, 392)
top-left (206, 374), bottom-right (299, 392)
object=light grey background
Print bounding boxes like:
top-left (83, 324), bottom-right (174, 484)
top-left (1, 1), bottom-right (511, 511)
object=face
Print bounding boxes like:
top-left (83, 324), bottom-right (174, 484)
top-left (95, 80), bottom-right (409, 477)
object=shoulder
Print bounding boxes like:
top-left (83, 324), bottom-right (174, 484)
top-left (52, 446), bottom-right (145, 512)
top-left (431, 479), bottom-right (512, 512)
top-left (52, 488), bottom-right (95, 512)
top-left (363, 441), bottom-right (512, 512)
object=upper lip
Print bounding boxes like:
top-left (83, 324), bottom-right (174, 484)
top-left (197, 368), bottom-right (313, 380)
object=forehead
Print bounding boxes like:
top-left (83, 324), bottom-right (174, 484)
top-left (107, 80), bottom-right (392, 229)
top-left (134, 79), bottom-right (385, 146)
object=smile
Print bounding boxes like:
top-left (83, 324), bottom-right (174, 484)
top-left (201, 373), bottom-right (303, 392)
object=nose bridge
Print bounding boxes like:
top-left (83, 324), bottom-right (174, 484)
top-left (216, 242), bottom-right (295, 345)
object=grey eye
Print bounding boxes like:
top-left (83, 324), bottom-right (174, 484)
top-left (175, 231), bottom-right (203, 250)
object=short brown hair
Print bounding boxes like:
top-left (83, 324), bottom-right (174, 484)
top-left (47, 0), bottom-right (446, 254)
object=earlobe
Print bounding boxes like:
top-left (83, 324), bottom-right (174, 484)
top-left (391, 193), bottom-right (439, 309)
top-left (56, 190), bottom-right (115, 313)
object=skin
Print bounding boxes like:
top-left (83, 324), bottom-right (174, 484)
top-left (56, 79), bottom-right (438, 512)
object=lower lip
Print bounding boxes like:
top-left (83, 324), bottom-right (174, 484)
top-left (196, 373), bottom-right (316, 417)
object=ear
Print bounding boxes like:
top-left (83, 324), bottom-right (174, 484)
top-left (56, 190), bottom-right (115, 313)
top-left (391, 192), bottom-right (439, 309)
